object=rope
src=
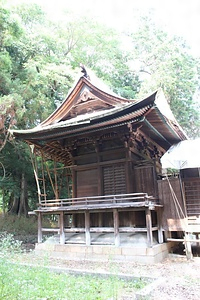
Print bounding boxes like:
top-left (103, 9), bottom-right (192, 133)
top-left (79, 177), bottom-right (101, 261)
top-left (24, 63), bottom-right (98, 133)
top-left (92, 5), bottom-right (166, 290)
top-left (166, 175), bottom-right (193, 259)
top-left (166, 176), bottom-right (186, 219)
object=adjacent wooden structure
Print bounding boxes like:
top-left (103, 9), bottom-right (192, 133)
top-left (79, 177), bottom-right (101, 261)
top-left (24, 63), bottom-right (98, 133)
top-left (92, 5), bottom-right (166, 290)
top-left (158, 174), bottom-right (200, 233)
top-left (12, 73), bottom-right (199, 258)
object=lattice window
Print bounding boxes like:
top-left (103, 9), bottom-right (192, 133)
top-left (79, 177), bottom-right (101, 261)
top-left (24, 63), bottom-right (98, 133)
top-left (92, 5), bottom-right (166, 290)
top-left (103, 164), bottom-right (126, 195)
top-left (184, 179), bottom-right (200, 216)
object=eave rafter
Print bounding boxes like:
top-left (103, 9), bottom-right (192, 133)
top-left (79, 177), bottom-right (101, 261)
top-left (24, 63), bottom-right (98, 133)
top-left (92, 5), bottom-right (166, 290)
top-left (27, 140), bottom-right (73, 165)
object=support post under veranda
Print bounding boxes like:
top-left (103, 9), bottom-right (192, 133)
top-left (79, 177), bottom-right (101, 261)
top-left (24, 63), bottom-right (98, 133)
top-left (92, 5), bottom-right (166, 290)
top-left (113, 208), bottom-right (120, 246)
top-left (146, 207), bottom-right (153, 247)
top-left (38, 212), bottom-right (42, 243)
top-left (85, 211), bottom-right (91, 246)
top-left (29, 145), bottom-right (73, 244)
top-left (59, 211), bottom-right (65, 245)
top-left (157, 208), bottom-right (164, 244)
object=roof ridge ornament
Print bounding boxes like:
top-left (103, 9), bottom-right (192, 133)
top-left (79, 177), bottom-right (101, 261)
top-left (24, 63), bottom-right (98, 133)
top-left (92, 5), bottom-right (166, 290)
top-left (80, 63), bottom-right (90, 80)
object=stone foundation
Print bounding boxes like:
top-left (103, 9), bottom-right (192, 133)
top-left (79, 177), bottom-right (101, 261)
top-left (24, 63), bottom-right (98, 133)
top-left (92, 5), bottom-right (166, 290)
top-left (35, 242), bottom-right (172, 264)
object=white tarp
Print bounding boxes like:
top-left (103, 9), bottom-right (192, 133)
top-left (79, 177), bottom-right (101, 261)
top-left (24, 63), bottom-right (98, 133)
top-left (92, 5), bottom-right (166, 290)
top-left (161, 138), bottom-right (200, 169)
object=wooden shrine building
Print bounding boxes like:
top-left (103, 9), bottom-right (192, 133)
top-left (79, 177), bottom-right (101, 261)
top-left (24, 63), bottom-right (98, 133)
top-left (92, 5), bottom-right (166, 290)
top-left (11, 72), bottom-right (189, 263)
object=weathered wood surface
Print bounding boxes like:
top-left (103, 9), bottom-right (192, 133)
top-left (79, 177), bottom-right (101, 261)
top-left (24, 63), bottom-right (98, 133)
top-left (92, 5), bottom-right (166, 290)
top-left (158, 177), bottom-right (200, 232)
top-left (186, 216), bottom-right (200, 233)
top-left (59, 211), bottom-right (65, 244)
top-left (36, 193), bottom-right (160, 213)
top-left (158, 178), bottom-right (186, 231)
top-left (183, 178), bottom-right (200, 216)
top-left (40, 226), bottom-right (159, 233)
top-left (38, 212), bottom-right (42, 243)
top-left (135, 165), bottom-right (158, 197)
top-left (113, 208), bottom-right (120, 246)
top-left (35, 194), bottom-right (162, 245)
top-left (145, 208), bottom-right (153, 247)
top-left (77, 169), bottom-right (98, 197)
top-left (167, 238), bottom-right (200, 242)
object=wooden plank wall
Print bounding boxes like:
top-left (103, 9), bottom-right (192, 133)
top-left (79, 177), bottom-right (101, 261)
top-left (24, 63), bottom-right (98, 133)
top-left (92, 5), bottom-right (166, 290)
top-left (76, 168), bottom-right (98, 197)
top-left (158, 178), bottom-right (186, 231)
top-left (134, 165), bottom-right (157, 197)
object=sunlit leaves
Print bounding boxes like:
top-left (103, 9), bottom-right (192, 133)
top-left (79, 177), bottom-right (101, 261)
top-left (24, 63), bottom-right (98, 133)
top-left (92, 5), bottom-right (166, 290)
top-left (128, 17), bottom-right (200, 137)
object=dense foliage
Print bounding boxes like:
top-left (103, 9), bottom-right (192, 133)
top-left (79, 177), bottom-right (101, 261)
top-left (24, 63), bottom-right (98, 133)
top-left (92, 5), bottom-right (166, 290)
top-left (0, 1), bottom-right (199, 215)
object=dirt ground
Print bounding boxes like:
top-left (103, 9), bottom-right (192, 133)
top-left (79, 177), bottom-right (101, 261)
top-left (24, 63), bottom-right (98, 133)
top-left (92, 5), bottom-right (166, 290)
top-left (20, 246), bottom-right (200, 300)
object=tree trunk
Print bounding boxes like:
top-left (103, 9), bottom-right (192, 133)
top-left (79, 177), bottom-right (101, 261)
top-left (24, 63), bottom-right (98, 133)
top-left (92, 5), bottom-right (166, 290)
top-left (18, 172), bottom-right (29, 216)
top-left (9, 173), bottom-right (29, 216)
top-left (8, 192), bottom-right (20, 214)
top-left (1, 188), bottom-right (6, 216)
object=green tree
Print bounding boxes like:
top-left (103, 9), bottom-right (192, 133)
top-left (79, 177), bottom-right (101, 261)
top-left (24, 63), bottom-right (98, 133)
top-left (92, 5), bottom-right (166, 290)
top-left (128, 16), bottom-right (200, 137)
top-left (0, 3), bottom-right (24, 153)
top-left (0, 140), bottom-right (37, 216)
top-left (0, 2), bottom-right (199, 216)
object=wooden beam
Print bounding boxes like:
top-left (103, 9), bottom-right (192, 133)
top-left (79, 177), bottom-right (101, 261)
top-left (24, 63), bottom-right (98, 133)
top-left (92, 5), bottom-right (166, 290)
top-left (38, 212), bottom-right (42, 243)
top-left (85, 211), bottom-right (91, 246)
top-left (145, 208), bottom-right (153, 247)
top-left (59, 211), bottom-right (65, 245)
top-left (167, 238), bottom-right (200, 243)
top-left (119, 226), bottom-right (158, 232)
top-left (113, 208), bottom-right (120, 246)
top-left (73, 158), bottom-right (129, 170)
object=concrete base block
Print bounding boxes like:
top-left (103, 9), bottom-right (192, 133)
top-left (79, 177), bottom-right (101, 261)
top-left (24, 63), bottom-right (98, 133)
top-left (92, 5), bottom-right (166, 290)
top-left (35, 242), bottom-right (169, 264)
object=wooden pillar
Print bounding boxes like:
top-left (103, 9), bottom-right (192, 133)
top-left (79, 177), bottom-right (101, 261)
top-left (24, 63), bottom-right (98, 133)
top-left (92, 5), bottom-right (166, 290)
top-left (98, 212), bottom-right (103, 227)
top-left (164, 230), bottom-right (171, 242)
top-left (113, 208), bottom-right (120, 246)
top-left (85, 211), bottom-right (91, 246)
top-left (125, 144), bottom-right (132, 193)
top-left (59, 211), bottom-right (65, 245)
top-left (71, 213), bottom-right (76, 227)
top-left (157, 208), bottom-right (163, 244)
top-left (72, 169), bottom-right (76, 198)
top-left (38, 212), bottom-right (42, 243)
top-left (145, 208), bottom-right (153, 247)
top-left (95, 143), bottom-right (102, 196)
top-left (184, 233), bottom-right (193, 260)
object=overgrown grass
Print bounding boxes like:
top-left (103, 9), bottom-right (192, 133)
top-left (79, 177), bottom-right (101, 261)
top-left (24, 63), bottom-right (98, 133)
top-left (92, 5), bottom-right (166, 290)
top-left (0, 214), bottom-right (53, 245)
top-left (0, 214), bottom-right (51, 236)
top-left (0, 234), bottom-right (147, 299)
top-left (0, 261), bottom-right (146, 299)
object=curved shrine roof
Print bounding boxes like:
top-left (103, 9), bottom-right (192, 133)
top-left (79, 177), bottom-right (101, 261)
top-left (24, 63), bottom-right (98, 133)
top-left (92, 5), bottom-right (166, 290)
top-left (10, 75), bottom-right (187, 155)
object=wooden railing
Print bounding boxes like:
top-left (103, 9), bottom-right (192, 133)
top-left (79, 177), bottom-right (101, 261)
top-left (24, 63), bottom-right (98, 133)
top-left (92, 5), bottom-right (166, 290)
top-left (38, 192), bottom-right (158, 210)
top-left (33, 192), bottom-right (163, 246)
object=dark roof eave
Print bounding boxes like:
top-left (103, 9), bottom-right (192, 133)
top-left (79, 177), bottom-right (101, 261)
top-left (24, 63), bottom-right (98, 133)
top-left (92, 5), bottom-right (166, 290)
top-left (11, 93), bottom-right (157, 140)
top-left (154, 106), bottom-right (188, 141)
top-left (17, 116), bottom-right (146, 142)
top-left (143, 118), bottom-right (172, 147)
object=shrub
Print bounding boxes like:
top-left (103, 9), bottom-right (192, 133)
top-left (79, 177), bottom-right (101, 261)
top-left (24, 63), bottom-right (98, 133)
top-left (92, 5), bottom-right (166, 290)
top-left (0, 232), bottom-right (22, 257)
